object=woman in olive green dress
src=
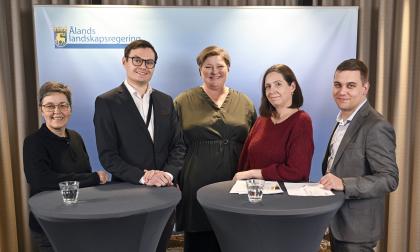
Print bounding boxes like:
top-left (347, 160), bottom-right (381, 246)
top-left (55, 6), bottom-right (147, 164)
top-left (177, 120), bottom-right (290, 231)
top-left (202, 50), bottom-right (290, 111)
top-left (175, 46), bottom-right (256, 252)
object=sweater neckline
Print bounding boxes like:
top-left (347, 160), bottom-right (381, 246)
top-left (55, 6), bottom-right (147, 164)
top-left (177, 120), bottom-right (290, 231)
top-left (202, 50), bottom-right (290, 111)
top-left (268, 110), bottom-right (302, 126)
top-left (40, 123), bottom-right (70, 142)
top-left (199, 86), bottom-right (231, 110)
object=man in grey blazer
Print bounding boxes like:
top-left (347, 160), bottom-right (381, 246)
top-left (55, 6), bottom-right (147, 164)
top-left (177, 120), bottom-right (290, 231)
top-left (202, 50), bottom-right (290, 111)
top-left (320, 59), bottom-right (399, 251)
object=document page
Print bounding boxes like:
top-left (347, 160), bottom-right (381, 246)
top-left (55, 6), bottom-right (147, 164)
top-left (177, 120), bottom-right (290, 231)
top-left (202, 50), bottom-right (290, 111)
top-left (284, 182), bottom-right (334, 196)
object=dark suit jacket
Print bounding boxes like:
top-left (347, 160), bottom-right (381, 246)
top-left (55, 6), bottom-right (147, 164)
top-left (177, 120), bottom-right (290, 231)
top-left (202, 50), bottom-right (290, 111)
top-left (322, 102), bottom-right (399, 243)
top-left (94, 83), bottom-right (185, 184)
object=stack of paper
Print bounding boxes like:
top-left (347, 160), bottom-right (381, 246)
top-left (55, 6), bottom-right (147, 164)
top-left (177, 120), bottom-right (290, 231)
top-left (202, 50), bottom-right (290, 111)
top-left (229, 180), bottom-right (283, 194)
top-left (284, 183), bottom-right (334, 196)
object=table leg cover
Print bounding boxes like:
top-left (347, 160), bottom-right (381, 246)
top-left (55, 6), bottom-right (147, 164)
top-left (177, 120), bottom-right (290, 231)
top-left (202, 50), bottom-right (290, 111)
top-left (37, 207), bottom-right (174, 252)
top-left (204, 209), bottom-right (338, 252)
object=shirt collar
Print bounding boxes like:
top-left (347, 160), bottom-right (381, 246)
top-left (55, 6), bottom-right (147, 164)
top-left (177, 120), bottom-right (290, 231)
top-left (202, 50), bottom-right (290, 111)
top-left (124, 80), bottom-right (153, 98)
top-left (336, 99), bottom-right (367, 125)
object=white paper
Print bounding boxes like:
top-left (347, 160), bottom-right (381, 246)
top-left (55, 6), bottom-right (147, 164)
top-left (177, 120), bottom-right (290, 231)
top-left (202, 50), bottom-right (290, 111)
top-left (229, 180), bottom-right (283, 194)
top-left (284, 182), bottom-right (334, 196)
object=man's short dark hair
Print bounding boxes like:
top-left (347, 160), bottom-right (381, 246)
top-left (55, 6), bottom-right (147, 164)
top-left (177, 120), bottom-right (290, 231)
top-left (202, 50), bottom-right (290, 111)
top-left (336, 59), bottom-right (369, 83)
top-left (124, 39), bottom-right (158, 62)
top-left (259, 64), bottom-right (304, 117)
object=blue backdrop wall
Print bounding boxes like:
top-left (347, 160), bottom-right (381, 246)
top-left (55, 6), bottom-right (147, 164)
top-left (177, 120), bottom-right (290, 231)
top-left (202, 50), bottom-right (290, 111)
top-left (33, 6), bottom-right (358, 181)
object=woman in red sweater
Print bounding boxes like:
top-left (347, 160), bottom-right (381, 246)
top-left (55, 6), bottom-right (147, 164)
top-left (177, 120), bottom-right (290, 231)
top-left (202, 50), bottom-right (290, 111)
top-left (234, 64), bottom-right (314, 182)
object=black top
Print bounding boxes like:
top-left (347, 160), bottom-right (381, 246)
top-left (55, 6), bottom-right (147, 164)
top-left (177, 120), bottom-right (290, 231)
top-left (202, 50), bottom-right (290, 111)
top-left (23, 124), bottom-right (100, 232)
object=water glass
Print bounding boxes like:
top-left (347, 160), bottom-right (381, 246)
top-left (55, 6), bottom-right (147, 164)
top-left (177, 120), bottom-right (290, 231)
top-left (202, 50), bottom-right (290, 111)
top-left (246, 179), bottom-right (265, 203)
top-left (59, 181), bottom-right (79, 205)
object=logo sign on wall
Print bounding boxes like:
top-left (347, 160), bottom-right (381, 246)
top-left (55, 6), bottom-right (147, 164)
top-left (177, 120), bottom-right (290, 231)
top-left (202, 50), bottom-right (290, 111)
top-left (53, 25), bottom-right (141, 48)
top-left (34, 6), bottom-right (358, 181)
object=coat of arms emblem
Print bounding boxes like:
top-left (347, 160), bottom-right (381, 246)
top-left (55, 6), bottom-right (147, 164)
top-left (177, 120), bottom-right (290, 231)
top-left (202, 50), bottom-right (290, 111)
top-left (54, 27), bottom-right (67, 48)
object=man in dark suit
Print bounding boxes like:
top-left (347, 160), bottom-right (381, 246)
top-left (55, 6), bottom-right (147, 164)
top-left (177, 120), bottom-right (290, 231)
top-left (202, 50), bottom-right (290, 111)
top-left (94, 39), bottom-right (185, 252)
top-left (320, 59), bottom-right (399, 251)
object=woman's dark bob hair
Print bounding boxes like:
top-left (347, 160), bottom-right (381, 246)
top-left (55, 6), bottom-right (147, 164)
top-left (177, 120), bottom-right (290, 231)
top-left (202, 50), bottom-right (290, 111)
top-left (259, 64), bottom-right (303, 117)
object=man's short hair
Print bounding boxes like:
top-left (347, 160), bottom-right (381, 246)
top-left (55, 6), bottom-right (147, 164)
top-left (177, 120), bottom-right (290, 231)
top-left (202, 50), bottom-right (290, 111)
top-left (336, 59), bottom-right (369, 83)
top-left (124, 39), bottom-right (158, 62)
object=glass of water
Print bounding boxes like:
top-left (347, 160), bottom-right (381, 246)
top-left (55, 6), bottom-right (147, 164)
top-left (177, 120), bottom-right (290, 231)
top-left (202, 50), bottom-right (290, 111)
top-left (246, 179), bottom-right (265, 203)
top-left (59, 181), bottom-right (79, 205)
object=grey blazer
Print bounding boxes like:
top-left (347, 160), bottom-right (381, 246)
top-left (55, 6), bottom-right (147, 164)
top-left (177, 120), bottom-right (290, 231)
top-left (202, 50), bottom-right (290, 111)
top-left (322, 102), bottom-right (399, 243)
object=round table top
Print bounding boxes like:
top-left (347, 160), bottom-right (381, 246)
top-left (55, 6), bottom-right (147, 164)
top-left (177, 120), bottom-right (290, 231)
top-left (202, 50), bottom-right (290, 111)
top-left (29, 182), bottom-right (181, 221)
top-left (197, 180), bottom-right (344, 216)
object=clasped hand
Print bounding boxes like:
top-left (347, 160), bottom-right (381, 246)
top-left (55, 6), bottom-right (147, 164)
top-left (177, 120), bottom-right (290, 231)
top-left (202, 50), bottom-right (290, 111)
top-left (319, 173), bottom-right (344, 191)
top-left (143, 170), bottom-right (173, 187)
top-left (233, 169), bottom-right (263, 181)
top-left (97, 171), bottom-right (109, 184)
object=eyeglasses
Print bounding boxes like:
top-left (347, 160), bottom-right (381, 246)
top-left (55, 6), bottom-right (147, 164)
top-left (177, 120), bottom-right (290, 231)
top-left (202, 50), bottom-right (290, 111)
top-left (41, 103), bottom-right (70, 112)
top-left (127, 56), bottom-right (156, 69)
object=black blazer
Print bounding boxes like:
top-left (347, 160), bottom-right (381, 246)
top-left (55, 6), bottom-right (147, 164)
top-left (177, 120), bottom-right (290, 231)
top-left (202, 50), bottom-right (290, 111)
top-left (94, 83), bottom-right (185, 184)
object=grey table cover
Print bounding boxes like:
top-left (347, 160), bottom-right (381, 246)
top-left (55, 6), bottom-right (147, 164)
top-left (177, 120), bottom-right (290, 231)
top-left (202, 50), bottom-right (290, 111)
top-left (197, 180), bottom-right (344, 252)
top-left (29, 182), bottom-right (181, 252)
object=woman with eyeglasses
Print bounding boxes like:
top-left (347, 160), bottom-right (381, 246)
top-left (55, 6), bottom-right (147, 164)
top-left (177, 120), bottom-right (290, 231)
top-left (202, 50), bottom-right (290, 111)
top-left (23, 81), bottom-right (108, 251)
top-left (174, 46), bottom-right (256, 252)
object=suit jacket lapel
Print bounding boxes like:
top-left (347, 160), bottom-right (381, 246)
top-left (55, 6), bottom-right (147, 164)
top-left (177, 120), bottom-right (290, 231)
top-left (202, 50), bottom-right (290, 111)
top-left (118, 83), bottom-right (153, 143)
top-left (331, 102), bottom-right (370, 172)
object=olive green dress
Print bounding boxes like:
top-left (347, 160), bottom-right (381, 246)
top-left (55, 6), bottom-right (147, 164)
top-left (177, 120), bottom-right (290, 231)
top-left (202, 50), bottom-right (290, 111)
top-left (175, 86), bottom-right (256, 232)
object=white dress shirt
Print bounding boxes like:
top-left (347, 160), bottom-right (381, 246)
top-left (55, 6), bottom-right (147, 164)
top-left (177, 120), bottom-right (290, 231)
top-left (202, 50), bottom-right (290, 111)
top-left (124, 80), bottom-right (154, 141)
top-left (124, 80), bottom-right (173, 184)
top-left (326, 99), bottom-right (367, 173)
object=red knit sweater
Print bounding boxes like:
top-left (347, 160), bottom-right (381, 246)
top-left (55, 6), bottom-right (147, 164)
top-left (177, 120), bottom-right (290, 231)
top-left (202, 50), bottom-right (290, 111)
top-left (237, 110), bottom-right (314, 181)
